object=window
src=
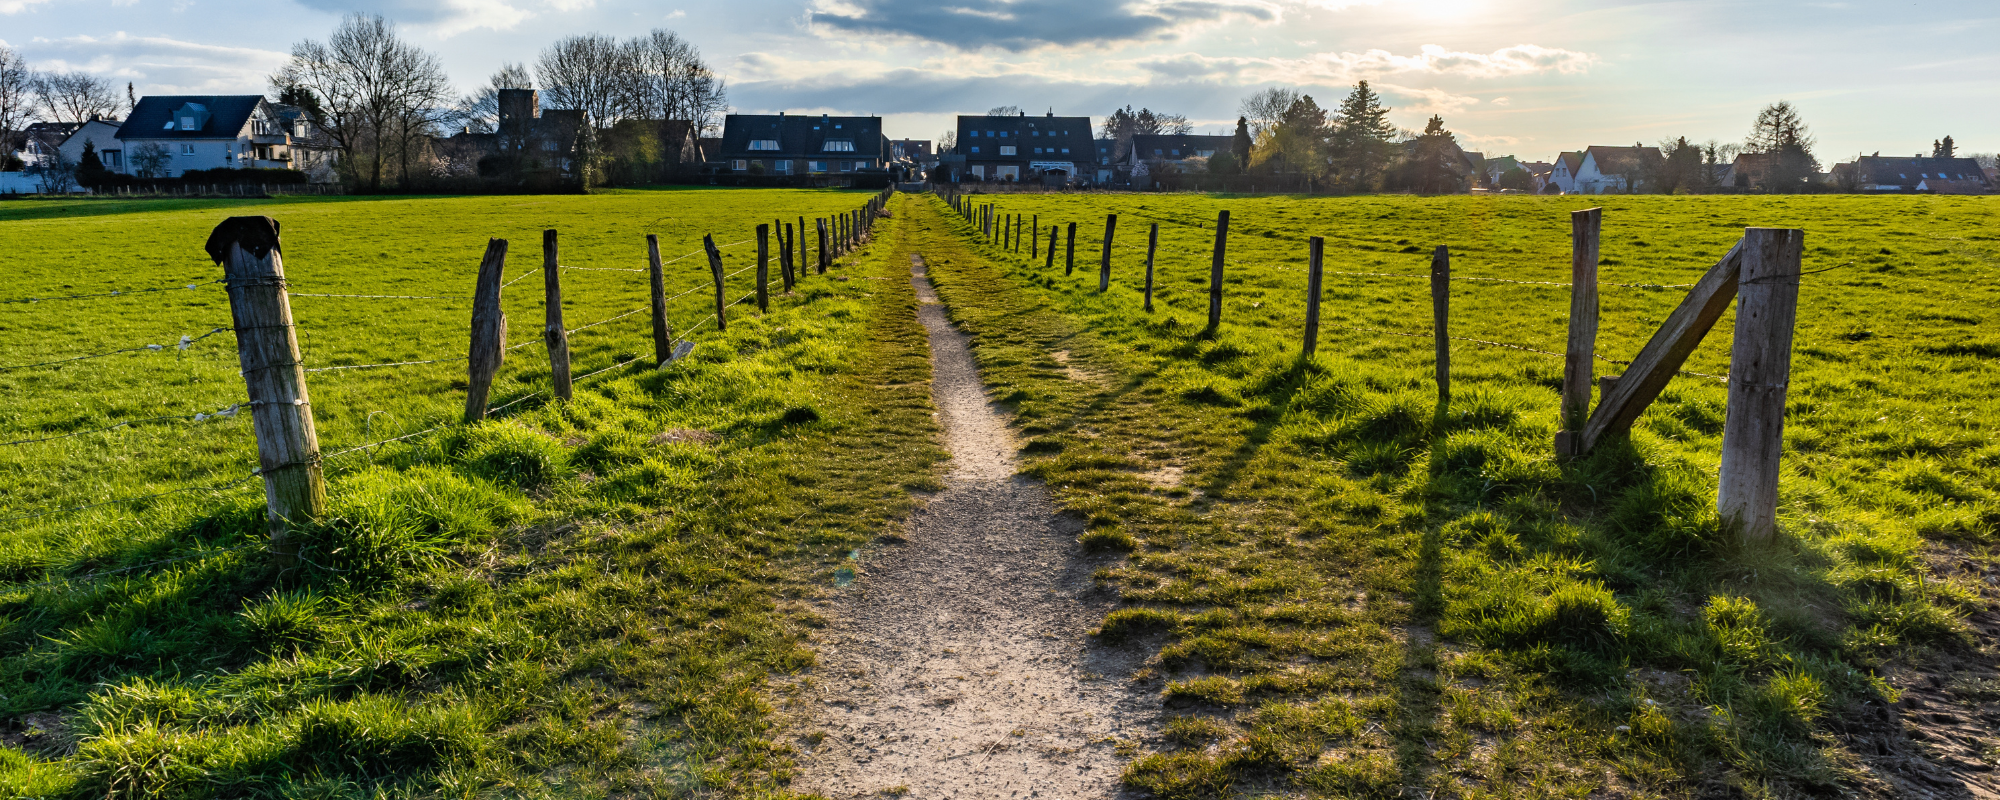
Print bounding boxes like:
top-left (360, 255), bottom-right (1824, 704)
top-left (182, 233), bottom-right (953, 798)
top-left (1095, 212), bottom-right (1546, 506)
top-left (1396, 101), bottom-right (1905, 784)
top-left (733, 159), bottom-right (748, 171)
top-left (840, 161), bottom-right (852, 171)
top-left (823, 139), bottom-right (855, 152)
top-left (1154, 149), bottom-right (1163, 156)
top-left (966, 130), bottom-right (976, 137)
top-left (986, 131), bottom-right (995, 137)
top-left (748, 139), bottom-right (780, 150)
top-left (180, 143), bottom-right (195, 156)
top-left (809, 161), bottom-right (826, 172)
top-left (1060, 148), bottom-right (1070, 154)
top-left (1032, 131), bottom-right (1040, 136)
top-left (970, 146), bottom-right (980, 154)
top-left (163, 121), bottom-right (176, 130)
top-left (180, 116), bottom-right (197, 129)
top-left (999, 146), bottom-right (1016, 156)
top-left (833, 124), bottom-right (842, 129)
top-left (1033, 147), bottom-right (1042, 154)
top-left (1171, 149), bottom-right (1180, 156)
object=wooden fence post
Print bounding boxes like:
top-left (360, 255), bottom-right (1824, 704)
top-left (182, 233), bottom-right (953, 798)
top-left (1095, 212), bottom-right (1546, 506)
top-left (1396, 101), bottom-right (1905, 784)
top-left (756, 223), bottom-right (770, 312)
top-left (1718, 228), bottom-right (1803, 541)
top-left (797, 215), bottom-right (808, 278)
top-left (1046, 226), bottom-right (1057, 271)
top-left (466, 238), bottom-right (509, 421)
top-left (1015, 214), bottom-right (1022, 252)
top-left (1144, 223), bottom-right (1158, 313)
top-left (1098, 214), bottom-right (1117, 292)
top-left (1557, 207), bottom-right (1602, 457)
top-left (1575, 241), bottom-right (1745, 454)
top-left (1065, 222), bottom-right (1077, 275)
top-left (1304, 236), bottom-right (1324, 356)
top-left (207, 216), bottom-right (324, 560)
top-left (1032, 215), bottom-right (1039, 259)
top-left (647, 234), bottom-right (673, 367)
top-left (817, 218), bottom-right (829, 273)
top-left (705, 234), bottom-right (728, 332)
top-left (781, 222), bottom-right (796, 292)
top-left (1431, 246), bottom-right (1450, 408)
top-left (543, 229), bottom-right (573, 401)
top-left (1208, 210), bottom-right (1229, 331)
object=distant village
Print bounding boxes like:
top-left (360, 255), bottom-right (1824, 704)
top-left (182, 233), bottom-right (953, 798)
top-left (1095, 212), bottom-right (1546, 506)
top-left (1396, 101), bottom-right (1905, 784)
top-left (2, 26), bottom-right (1992, 197)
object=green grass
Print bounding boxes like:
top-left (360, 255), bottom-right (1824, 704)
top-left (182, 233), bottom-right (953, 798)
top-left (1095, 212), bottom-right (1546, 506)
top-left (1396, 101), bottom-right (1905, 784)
top-left (0, 189), bottom-right (947, 797)
top-left (913, 193), bottom-right (1997, 797)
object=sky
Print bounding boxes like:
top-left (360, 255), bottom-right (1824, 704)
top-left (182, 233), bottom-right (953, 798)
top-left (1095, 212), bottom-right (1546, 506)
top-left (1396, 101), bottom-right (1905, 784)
top-left (4, 0), bottom-right (1997, 162)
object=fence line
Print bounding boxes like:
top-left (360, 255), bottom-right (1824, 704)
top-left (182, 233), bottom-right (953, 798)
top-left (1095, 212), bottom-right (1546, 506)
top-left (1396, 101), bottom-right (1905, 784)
top-left (6, 279), bottom-right (223, 304)
top-left (0, 326), bottom-right (232, 372)
top-left (292, 292), bottom-right (470, 301)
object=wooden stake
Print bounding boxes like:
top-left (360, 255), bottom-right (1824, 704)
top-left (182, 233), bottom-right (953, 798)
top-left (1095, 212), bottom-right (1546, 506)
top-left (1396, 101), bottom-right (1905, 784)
top-left (207, 216), bottom-right (324, 559)
top-left (1045, 226), bottom-right (1057, 271)
top-left (1304, 236), bottom-right (1324, 356)
top-left (1065, 222), bottom-right (1077, 276)
top-left (1431, 245), bottom-right (1450, 407)
top-left (705, 234), bottom-right (727, 332)
top-left (647, 234), bottom-right (673, 367)
top-left (1032, 215), bottom-right (1039, 259)
top-left (818, 218), bottom-right (829, 274)
top-left (797, 215), bottom-right (808, 279)
top-left (466, 238), bottom-right (509, 420)
top-left (756, 223), bottom-right (770, 312)
top-left (543, 229), bottom-right (572, 401)
top-left (1557, 207), bottom-right (1602, 457)
top-left (1098, 214), bottom-right (1117, 292)
top-left (1144, 223), bottom-right (1158, 313)
top-left (1208, 210), bottom-right (1229, 331)
top-left (780, 222), bottom-right (796, 292)
top-left (1577, 241), bottom-right (1745, 454)
top-left (1718, 228), bottom-right (1804, 541)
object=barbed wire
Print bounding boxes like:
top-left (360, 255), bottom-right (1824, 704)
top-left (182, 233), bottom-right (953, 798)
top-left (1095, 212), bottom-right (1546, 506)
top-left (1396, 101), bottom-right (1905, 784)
top-left (1322, 323), bottom-right (1729, 383)
top-left (2, 401), bottom-right (245, 448)
top-left (5, 279), bottom-right (223, 304)
top-left (303, 354), bottom-right (468, 373)
top-left (0, 327), bottom-right (232, 372)
top-left (560, 264), bottom-right (647, 274)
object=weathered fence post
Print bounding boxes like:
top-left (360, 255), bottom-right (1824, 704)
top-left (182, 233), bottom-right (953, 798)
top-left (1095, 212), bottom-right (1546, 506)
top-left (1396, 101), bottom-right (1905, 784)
top-left (1557, 207), bottom-right (1602, 457)
top-left (780, 222), bottom-right (796, 292)
top-left (1144, 223), bottom-right (1158, 313)
top-left (1208, 210), bottom-right (1229, 331)
top-left (1304, 236), bottom-right (1324, 357)
top-left (543, 229), bottom-right (573, 402)
top-left (1431, 245), bottom-right (1451, 408)
top-left (1015, 214), bottom-right (1022, 252)
top-left (466, 239), bottom-right (509, 421)
top-left (818, 218), bottom-right (830, 274)
top-left (647, 234), bottom-right (673, 367)
top-left (1065, 222), bottom-right (1077, 275)
top-left (1098, 214), bottom-right (1117, 292)
top-left (797, 215), bottom-right (808, 278)
top-left (1046, 226), bottom-right (1057, 271)
top-left (208, 216), bottom-right (324, 560)
top-left (1718, 227), bottom-right (1804, 541)
top-left (705, 234), bottom-right (728, 332)
top-left (1032, 215), bottom-right (1039, 259)
top-left (756, 223), bottom-right (770, 312)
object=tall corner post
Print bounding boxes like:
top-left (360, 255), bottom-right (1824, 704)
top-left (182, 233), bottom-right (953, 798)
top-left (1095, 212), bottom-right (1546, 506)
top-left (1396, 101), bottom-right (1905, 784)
top-left (466, 238), bottom-right (510, 421)
top-left (1717, 227), bottom-right (1804, 541)
top-left (1431, 245), bottom-right (1451, 408)
top-left (647, 234), bottom-right (673, 367)
top-left (1558, 207), bottom-right (1602, 457)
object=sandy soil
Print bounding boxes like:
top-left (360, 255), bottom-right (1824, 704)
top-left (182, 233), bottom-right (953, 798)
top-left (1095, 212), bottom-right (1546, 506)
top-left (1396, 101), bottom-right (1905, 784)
top-left (790, 254), bottom-right (1156, 799)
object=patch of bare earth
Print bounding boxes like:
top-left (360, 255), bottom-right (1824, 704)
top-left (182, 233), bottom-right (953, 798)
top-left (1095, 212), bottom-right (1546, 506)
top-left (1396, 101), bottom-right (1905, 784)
top-left (791, 254), bottom-right (1156, 799)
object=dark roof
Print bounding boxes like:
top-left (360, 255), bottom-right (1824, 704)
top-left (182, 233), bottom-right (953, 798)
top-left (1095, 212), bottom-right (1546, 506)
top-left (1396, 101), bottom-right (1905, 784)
top-left (118, 95), bottom-right (263, 140)
top-left (1850, 156), bottom-right (1989, 192)
top-left (1584, 145), bottom-right (1661, 177)
top-left (956, 114), bottom-right (1093, 164)
top-left (1129, 134), bottom-right (1233, 160)
top-left (718, 114), bottom-right (886, 160)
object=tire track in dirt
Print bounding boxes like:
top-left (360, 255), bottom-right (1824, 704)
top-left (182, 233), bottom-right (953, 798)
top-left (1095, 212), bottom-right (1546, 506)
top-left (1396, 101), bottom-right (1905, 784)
top-left (792, 253), bottom-right (1155, 799)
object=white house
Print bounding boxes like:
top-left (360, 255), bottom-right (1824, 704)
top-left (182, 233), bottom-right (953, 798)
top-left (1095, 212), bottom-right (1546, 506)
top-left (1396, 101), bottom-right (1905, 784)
top-left (115, 95), bottom-right (307, 178)
top-left (1571, 145), bottom-right (1662, 194)
top-left (1549, 151), bottom-right (1581, 193)
top-left (58, 118), bottom-right (125, 171)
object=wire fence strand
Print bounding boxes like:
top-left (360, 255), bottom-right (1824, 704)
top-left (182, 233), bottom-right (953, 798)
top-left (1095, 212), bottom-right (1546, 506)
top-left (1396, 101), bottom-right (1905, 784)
top-left (0, 327), bottom-right (233, 372)
top-left (5, 279), bottom-right (223, 305)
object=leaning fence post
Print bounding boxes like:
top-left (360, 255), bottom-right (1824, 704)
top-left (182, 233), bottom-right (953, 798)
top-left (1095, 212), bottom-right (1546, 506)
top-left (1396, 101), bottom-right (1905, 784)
top-left (1144, 223), bottom-right (1159, 313)
top-left (1304, 236), bottom-right (1324, 356)
top-left (756, 223), bottom-right (770, 312)
top-left (704, 234), bottom-right (727, 332)
top-left (1208, 210), bottom-right (1230, 331)
top-left (1557, 207), bottom-right (1602, 457)
top-left (1099, 214), bottom-right (1118, 292)
top-left (466, 239), bottom-right (509, 421)
top-left (1718, 227), bottom-right (1803, 541)
top-left (647, 234), bottom-right (673, 367)
top-left (1431, 245), bottom-right (1451, 408)
top-left (1045, 226), bottom-right (1057, 271)
top-left (1065, 222), bottom-right (1077, 275)
top-left (1014, 214), bottom-right (1022, 252)
top-left (208, 216), bottom-right (324, 561)
top-left (543, 229), bottom-right (573, 401)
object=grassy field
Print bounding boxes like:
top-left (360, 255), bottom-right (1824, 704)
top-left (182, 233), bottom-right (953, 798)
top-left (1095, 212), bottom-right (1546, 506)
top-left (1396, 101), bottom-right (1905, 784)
top-left (0, 189), bottom-right (947, 797)
top-left (912, 192), bottom-right (1998, 797)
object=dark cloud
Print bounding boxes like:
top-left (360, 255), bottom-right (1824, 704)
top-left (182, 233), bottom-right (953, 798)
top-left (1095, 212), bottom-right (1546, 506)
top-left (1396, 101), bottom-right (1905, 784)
top-left (728, 63), bottom-right (1247, 131)
top-left (810, 0), bottom-right (1278, 51)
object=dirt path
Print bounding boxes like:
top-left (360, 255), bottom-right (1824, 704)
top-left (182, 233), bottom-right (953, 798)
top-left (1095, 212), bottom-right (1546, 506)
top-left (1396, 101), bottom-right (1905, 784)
top-left (792, 254), bottom-right (1155, 799)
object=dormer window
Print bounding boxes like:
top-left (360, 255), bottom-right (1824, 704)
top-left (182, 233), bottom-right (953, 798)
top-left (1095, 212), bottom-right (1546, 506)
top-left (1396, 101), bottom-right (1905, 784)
top-left (823, 139), bottom-right (855, 152)
top-left (748, 139), bottom-right (780, 151)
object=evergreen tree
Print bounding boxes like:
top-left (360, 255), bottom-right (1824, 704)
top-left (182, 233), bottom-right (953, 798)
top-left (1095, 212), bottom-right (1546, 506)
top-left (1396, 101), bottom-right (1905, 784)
top-left (1934, 136), bottom-right (1956, 158)
top-left (1269, 94), bottom-right (1329, 190)
top-left (75, 139), bottom-right (108, 188)
top-left (1328, 81), bottom-right (1394, 191)
top-left (1406, 115), bottom-right (1461, 195)
top-left (1231, 116), bottom-right (1251, 168)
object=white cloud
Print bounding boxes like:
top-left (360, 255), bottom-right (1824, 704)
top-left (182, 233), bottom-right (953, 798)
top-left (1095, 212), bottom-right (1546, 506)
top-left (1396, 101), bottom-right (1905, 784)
top-left (23, 33), bottom-right (289, 95)
top-left (1132, 43), bottom-right (1597, 85)
top-left (1377, 83), bottom-right (1478, 114)
top-left (1, 0), bottom-right (51, 13)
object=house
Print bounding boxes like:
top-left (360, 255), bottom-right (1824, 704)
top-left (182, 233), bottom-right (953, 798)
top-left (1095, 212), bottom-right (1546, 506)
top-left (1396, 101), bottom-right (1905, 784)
top-left (438, 88), bottom-right (585, 182)
top-left (1571, 145), bottom-right (1662, 193)
top-left (717, 113), bottom-right (888, 176)
top-left (114, 96), bottom-right (309, 178)
top-left (956, 111), bottom-right (1095, 184)
top-left (1548, 151), bottom-right (1582, 193)
top-left (13, 121), bottom-right (83, 168)
top-left (58, 117), bottom-right (124, 171)
top-left (1480, 155), bottom-right (1521, 185)
top-left (890, 139), bottom-right (933, 164)
top-left (1840, 155), bottom-right (1990, 194)
top-left (1519, 161), bottom-right (1554, 192)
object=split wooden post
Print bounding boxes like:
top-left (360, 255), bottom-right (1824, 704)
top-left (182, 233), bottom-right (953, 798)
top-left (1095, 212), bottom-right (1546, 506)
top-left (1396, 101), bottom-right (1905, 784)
top-left (542, 229), bottom-right (573, 402)
top-left (1144, 223), bottom-right (1159, 313)
top-left (818, 218), bottom-right (830, 274)
top-left (1304, 236), bottom-right (1324, 356)
top-left (780, 222), bottom-right (796, 292)
top-left (1557, 207), bottom-right (1602, 457)
top-left (1430, 246), bottom-right (1451, 407)
top-left (1065, 222), bottom-right (1077, 275)
top-left (704, 234), bottom-right (728, 332)
top-left (1045, 226), bottom-right (1058, 271)
top-left (209, 216), bottom-right (325, 560)
top-left (1208, 210), bottom-right (1230, 331)
top-left (1098, 214), bottom-right (1117, 292)
top-left (465, 239), bottom-right (509, 421)
top-left (1718, 228), bottom-right (1804, 541)
top-left (1575, 241), bottom-right (1746, 454)
top-left (647, 234), bottom-right (673, 367)
top-left (756, 223), bottom-right (770, 312)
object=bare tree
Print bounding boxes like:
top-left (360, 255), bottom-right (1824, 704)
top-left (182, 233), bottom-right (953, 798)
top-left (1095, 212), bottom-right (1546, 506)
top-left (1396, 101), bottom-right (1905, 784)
top-left (987, 105), bottom-right (1022, 117)
top-left (622, 30), bottom-right (728, 134)
top-left (937, 129), bottom-right (956, 156)
top-left (0, 46), bottom-right (34, 150)
top-left (456, 62), bottom-right (533, 134)
top-left (272, 14), bottom-right (453, 191)
top-left (1238, 88), bottom-right (1301, 139)
top-left (1744, 100), bottom-right (1818, 192)
top-left (537, 34), bottom-right (630, 126)
top-left (34, 70), bottom-right (124, 123)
